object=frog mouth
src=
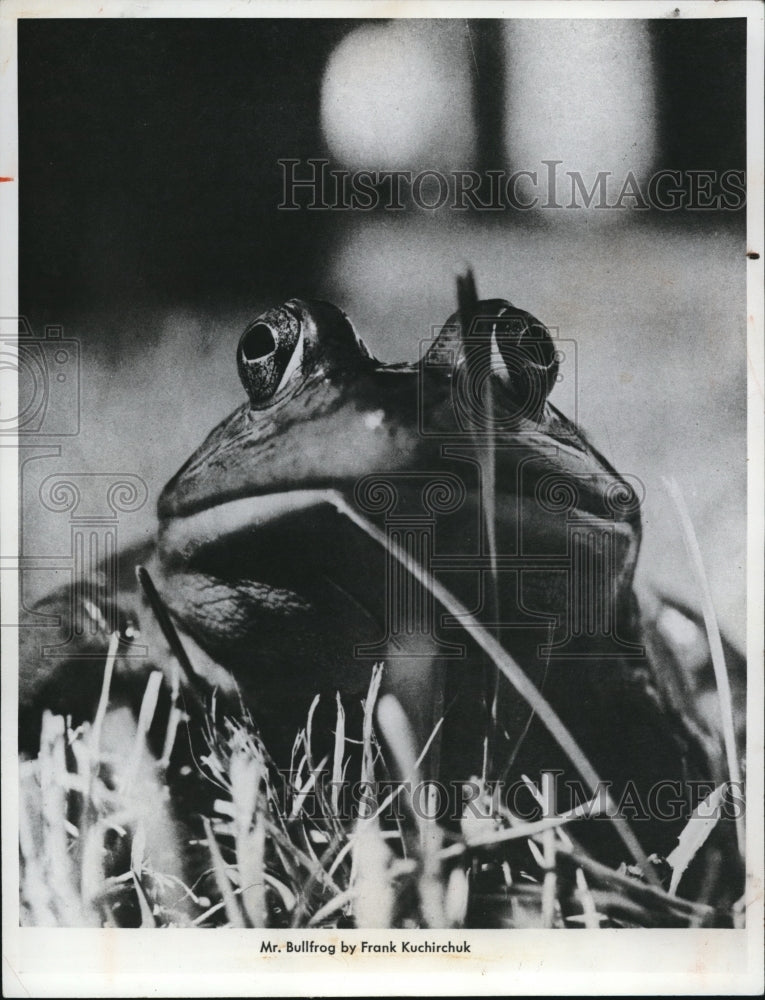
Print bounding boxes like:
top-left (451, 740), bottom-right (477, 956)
top-left (158, 475), bottom-right (641, 660)
top-left (158, 488), bottom-right (356, 568)
top-left (159, 432), bottom-right (643, 574)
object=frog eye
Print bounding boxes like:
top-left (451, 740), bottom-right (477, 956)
top-left (237, 306), bottom-right (302, 408)
top-left (424, 300), bottom-right (559, 422)
top-left (458, 301), bottom-right (558, 421)
top-left (490, 306), bottom-right (559, 417)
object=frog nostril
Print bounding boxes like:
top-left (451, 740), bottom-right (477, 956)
top-left (241, 323), bottom-right (276, 361)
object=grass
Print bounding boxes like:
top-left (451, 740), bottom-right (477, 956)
top-left (19, 651), bottom-right (744, 930)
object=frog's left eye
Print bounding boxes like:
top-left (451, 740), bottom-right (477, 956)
top-left (237, 306), bottom-right (302, 408)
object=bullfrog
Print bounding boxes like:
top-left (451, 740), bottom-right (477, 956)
top-left (19, 279), bottom-right (744, 873)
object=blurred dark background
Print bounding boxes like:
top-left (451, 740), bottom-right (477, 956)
top-left (17, 18), bottom-right (748, 647)
top-left (19, 18), bottom-right (746, 317)
top-left (19, 19), bottom-right (354, 314)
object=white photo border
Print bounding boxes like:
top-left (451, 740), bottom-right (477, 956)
top-left (1, 2), bottom-right (762, 996)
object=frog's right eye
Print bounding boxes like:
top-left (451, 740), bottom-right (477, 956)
top-left (237, 307), bottom-right (303, 408)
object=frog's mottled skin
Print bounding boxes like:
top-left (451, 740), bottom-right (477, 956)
top-left (19, 296), bottom-right (744, 871)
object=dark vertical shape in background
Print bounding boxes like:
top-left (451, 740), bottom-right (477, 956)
top-left (470, 20), bottom-right (506, 173)
top-left (650, 18), bottom-right (747, 172)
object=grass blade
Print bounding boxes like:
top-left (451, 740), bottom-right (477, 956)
top-left (90, 632), bottom-right (119, 761)
top-left (202, 816), bottom-right (244, 927)
top-left (123, 671), bottom-right (163, 794)
top-left (540, 772), bottom-right (557, 928)
top-left (663, 477), bottom-right (744, 856)
top-left (666, 783), bottom-right (727, 896)
top-left (331, 692), bottom-right (346, 817)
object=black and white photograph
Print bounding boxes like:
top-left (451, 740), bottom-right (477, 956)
top-left (2, 1), bottom-right (763, 995)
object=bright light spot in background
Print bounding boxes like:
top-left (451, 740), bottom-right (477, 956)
top-left (321, 21), bottom-right (476, 170)
top-left (503, 21), bottom-right (657, 201)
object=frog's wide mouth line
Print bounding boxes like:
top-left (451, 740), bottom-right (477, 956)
top-left (156, 408), bottom-right (637, 529)
top-left (158, 456), bottom-right (640, 579)
top-left (158, 488), bottom-right (357, 565)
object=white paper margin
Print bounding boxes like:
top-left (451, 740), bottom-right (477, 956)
top-left (1, 1), bottom-right (762, 996)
